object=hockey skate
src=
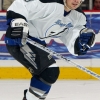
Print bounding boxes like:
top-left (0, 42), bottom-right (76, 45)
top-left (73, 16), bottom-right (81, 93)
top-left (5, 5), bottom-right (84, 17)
top-left (22, 89), bottom-right (28, 100)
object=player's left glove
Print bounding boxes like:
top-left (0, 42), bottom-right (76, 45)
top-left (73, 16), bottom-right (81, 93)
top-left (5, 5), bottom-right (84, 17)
top-left (75, 28), bottom-right (96, 55)
top-left (11, 18), bottom-right (29, 46)
top-left (5, 18), bottom-right (29, 46)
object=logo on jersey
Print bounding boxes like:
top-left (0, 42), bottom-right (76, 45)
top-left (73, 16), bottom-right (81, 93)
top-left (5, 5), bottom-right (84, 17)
top-left (43, 20), bottom-right (73, 38)
top-left (55, 20), bottom-right (73, 28)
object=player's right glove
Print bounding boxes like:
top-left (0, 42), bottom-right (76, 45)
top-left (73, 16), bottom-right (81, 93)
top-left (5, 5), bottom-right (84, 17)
top-left (5, 18), bottom-right (29, 46)
top-left (74, 28), bottom-right (96, 55)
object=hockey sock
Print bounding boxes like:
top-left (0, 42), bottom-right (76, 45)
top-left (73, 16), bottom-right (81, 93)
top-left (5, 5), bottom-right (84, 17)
top-left (26, 76), bottom-right (51, 100)
top-left (39, 86), bottom-right (51, 100)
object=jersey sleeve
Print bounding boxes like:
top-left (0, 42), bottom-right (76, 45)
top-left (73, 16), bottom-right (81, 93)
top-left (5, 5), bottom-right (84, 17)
top-left (59, 13), bottom-right (87, 56)
top-left (7, 0), bottom-right (28, 19)
top-left (7, 0), bottom-right (47, 20)
top-left (7, 0), bottom-right (57, 20)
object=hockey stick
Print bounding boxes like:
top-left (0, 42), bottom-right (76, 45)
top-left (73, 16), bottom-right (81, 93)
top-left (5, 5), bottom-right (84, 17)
top-left (27, 38), bottom-right (100, 80)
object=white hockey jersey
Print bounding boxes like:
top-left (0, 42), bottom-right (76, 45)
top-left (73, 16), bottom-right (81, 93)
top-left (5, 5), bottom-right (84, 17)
top-left (7, 0), bottom-right (87, 55)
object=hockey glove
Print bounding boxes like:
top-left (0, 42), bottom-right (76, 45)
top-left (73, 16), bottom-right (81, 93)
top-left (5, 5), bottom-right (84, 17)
top-left (8, 18), bottom-right (29, 46)
top-left (75, 28), bottom-right (95, 55)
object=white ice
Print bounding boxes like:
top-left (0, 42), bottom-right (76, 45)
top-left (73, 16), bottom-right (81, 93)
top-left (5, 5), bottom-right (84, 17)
top-left (0, 80), bottom-right (100, 100)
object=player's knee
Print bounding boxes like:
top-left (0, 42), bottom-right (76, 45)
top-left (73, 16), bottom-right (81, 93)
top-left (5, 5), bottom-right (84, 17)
top-left (39, 64), bottom-right (60, 84)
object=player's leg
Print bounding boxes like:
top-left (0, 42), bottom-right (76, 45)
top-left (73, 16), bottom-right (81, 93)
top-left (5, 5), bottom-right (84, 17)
top-left (6, 43), bottom-right (59, 100)
top-left (24, 66), bottom-right (59, 100)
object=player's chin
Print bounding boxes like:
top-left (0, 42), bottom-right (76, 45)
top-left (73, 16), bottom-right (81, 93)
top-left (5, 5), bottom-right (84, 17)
top-left (71, 6), bottom-right (79, 10)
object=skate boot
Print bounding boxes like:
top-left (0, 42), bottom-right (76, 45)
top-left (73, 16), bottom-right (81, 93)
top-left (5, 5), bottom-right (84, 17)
top-left (22, 89), bottom-right (28, 100)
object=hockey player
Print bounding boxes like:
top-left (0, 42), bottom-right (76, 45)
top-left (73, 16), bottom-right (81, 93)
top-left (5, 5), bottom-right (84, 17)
top-left (5, 0), bottom-right (95, 100)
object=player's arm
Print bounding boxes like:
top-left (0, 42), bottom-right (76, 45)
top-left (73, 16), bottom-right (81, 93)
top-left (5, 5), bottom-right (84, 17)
top-left (5, 0), bottom-right (31, 46)
top-left (5, 18), bottom-right (29, 46)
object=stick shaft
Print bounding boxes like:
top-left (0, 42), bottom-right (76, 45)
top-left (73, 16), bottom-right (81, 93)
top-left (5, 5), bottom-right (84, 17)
top-left (27, 38), bottom-right (100, 80)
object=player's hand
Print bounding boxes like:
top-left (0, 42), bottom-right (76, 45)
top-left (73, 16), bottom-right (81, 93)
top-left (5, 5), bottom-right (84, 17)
top-left (75, 28), bottom-right (96, 55)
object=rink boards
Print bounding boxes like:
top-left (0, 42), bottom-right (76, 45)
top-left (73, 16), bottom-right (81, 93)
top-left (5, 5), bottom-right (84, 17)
top-left (0, 11), bottom-right (100, 80)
